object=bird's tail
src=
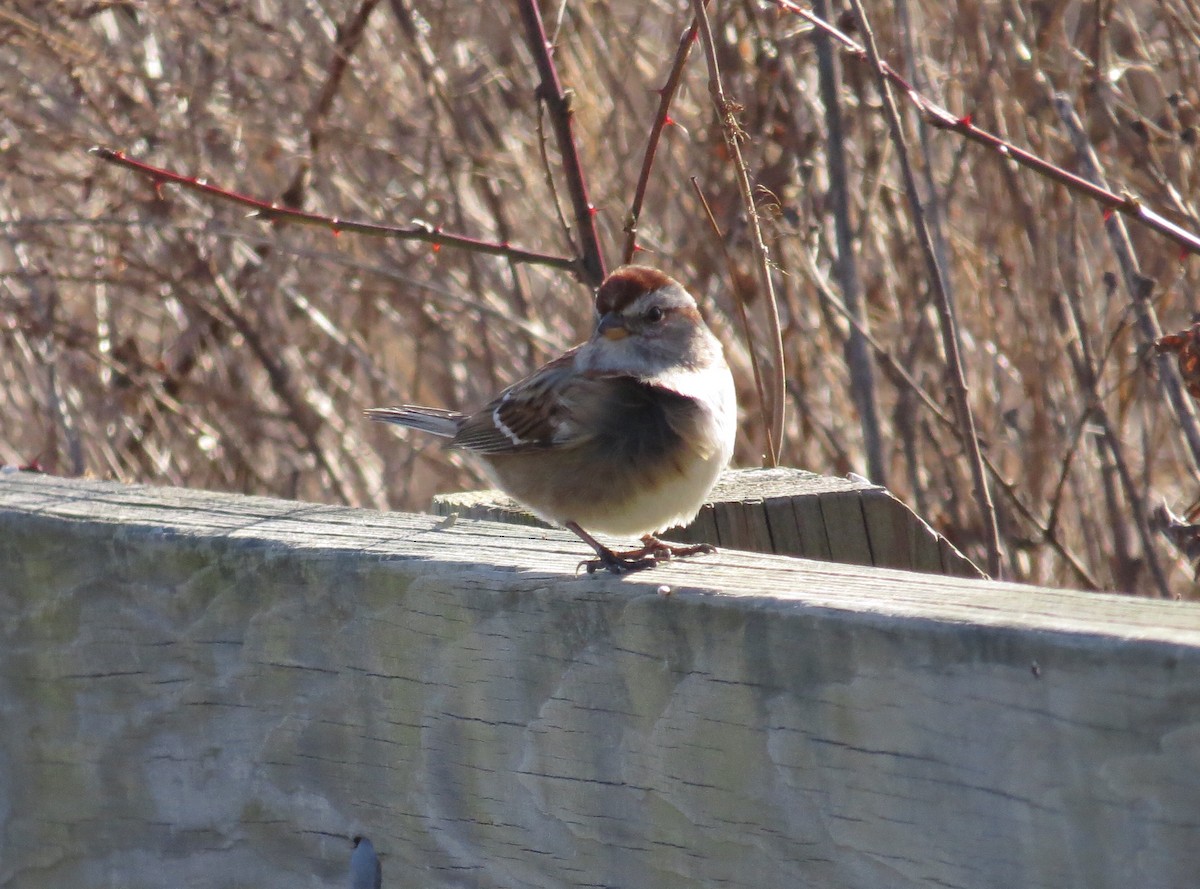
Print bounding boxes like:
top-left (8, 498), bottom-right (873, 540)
top-left (365, 405), bottom-right (463, 438)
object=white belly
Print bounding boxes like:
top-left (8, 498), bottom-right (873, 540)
top-left (570, 368), bottom-right (736, 537)
top-left (579, 444), bottom-right (728, 536)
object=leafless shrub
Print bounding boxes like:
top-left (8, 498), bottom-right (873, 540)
top-left (4, 0), bottom-right (1200, 596)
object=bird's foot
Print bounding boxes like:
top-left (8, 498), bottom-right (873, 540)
top-left (580, 548), bottom-right (659, 575)
top-left (567, 523), bottom-right (716, 575)
top-left (579, 536), bottom-right (716, 574)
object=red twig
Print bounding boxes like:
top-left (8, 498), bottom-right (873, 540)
top-left (516, 0), bottom-right (607, 286)
top-left (622, 13), bottom-right (701, 265)
top-left (88, 147), bottom-right (581, 274)
top-left (771, 0), bottom-right (1200, 258)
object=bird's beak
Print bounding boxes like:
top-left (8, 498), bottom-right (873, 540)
top-left (597, 313), bottom-right (630, 341)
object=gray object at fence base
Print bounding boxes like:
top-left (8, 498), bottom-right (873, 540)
top-left (0, 473), bottom-right (1198, 889)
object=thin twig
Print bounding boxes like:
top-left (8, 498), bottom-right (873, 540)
top-left (516, 0), bottom-right (607, 286)
top-left (88, 147), bottom-right (581, 275)
top-left (1061, 280), bottom-right (1172, 596)
top-left (811, 0), bottom-right (886, 485)
top-left (93, 2), bottom-right (386, 502)
top-left (279, 0), bottom-right (383, 209)
top-left (801, 249), bottom-right (1099, 589)
top-left (1053, 96), bottom-right (1198, 595)
top-left (769, 0), bottom-right (1200, 259)
top-left (689, 0), bottom-right (785, 466)
top-left (623, 13), bottom-right (701, 264)
top-left (386, 0), bottom-right (548, 366)
top-left (1052, 96), bottom-right (1200, 474)
top-left (534, 103), bottom-right (575, 256)
top-left (845, 0), bottom-right (1004, 578)
top-left (691, 177), bottom-right (775, 462)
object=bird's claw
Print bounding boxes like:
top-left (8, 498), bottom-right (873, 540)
top-left (578, 538), bottom-right (716, 574)
top-left (579, 553), bottom-right (659, 574)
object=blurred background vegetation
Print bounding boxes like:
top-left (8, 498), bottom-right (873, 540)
top-left (4, 0), bottom-right (1200, 595)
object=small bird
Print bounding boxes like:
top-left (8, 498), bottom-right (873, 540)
top-left (367, 265), bottom-right (737, 574)
top-left (348, 835), bottom-right (382, 889)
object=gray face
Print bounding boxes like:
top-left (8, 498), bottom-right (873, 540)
top-left (591, 284), bottom-right (714, 373)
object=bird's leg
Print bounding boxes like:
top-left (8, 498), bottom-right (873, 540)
top-left (566, 522), bottom-right (658, 574)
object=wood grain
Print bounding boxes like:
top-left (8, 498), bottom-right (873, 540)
top-left (1, 473), bottom-right (1198, 889)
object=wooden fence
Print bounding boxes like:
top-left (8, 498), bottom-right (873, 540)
top-left (1, 472), bottom-right (1197, 889)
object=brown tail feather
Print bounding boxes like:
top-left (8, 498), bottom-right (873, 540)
top-left (365, 406), bottom-right (463, 438)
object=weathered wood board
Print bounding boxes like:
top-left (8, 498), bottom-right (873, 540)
top-left (1, 473), bottom-right (1198, 889)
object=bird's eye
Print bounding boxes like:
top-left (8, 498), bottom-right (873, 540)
top-left (645, 306), bottom-right (665, 323)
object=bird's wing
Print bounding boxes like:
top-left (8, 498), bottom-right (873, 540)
top-left (453, 354), bottom-right (707, 460)
top-left (450, 349), bottom-right (582, 454)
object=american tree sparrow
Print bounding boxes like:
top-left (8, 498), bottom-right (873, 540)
top-left (367, 265), bottom-right (737, 573)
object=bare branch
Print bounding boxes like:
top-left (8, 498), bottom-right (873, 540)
top-left (811, 0), bottom-right (886, 486)
top-left (623, 14), bottom-right (701, 265)
top-left (88, 148), bottom-right (581, 275)
top-left (689, 0), bottom-right (785, 466)
top-left (844, 0), bottom-right (1004, 578)
top-left (516, 0), bottom-right (607, 286)
top-left (770, 0), bottom-right (1200, 258)
top-left (279, 0), bottom-right (384, 209)
top-left (691, 177), bottom-right (774, 462)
